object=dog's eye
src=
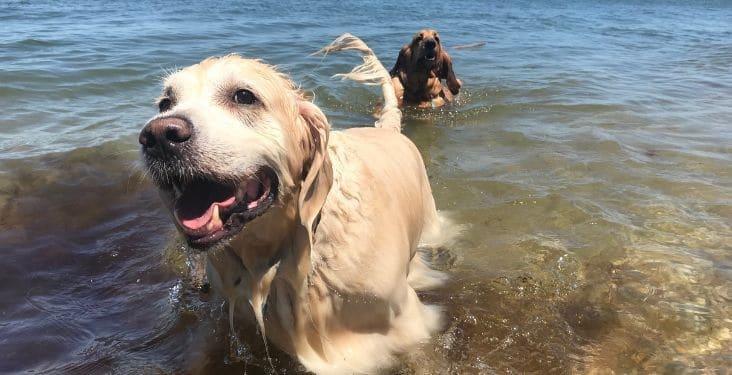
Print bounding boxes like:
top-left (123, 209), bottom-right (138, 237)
top-left (435, 36), bottom-right (440, 43)
top-left (233, 89), bottom-right (256, 105)
top-left (158, 98), bottom-right (172, 112)
top-left (416, 35), bottom-right (423, 41)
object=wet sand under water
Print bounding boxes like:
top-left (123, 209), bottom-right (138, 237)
top-left (0, 125), bottom-right (729, 373)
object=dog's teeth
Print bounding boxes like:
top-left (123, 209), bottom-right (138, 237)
top-left (206, 205), bottom-right (223, 232)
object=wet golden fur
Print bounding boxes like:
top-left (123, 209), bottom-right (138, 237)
top-left (143, 35), bottom-right (446, 374)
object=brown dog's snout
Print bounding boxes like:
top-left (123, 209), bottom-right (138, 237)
top-left (139, 116), bottom-right (192, 153)
top-left (424, 39), bottom-right (437, 49)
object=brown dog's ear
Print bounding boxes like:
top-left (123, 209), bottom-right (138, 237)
top-left (390, 45), bottom-right (411, 78)
top-left (439, 51), bottom-right (461, 95)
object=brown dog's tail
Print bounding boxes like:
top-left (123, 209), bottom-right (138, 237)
top-left (314, 33), bottom-right (402, 131)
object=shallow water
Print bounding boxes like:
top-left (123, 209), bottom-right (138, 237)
top-left (1, 1), bottom-right (730, 373)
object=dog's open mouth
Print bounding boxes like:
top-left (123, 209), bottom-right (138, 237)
top-left (171, 167), bottom-right (278, 248)
top-left (424, 51), bottom-right (436, 61)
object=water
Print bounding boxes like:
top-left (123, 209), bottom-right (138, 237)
top-left (1, 1), bottom-right (730, 373)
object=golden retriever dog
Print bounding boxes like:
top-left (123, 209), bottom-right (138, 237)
top-left (390, 29), bottom-right (462, 108)
top-left (139, 34), bottom-right (446, 374)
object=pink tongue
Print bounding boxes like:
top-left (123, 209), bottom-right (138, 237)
top-left (180, 196), bottom-right (236, 230)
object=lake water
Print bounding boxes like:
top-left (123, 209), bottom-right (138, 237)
top-left (1, 1), bottom-right (730, 373)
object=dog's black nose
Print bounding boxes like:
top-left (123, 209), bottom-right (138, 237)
top-left (139, 116), bottom-right (192, 153)
top-left (425, 39), bottom-right (437, 49)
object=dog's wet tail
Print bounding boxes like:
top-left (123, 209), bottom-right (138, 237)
top-left (315, 33), bottom-right (402, 131)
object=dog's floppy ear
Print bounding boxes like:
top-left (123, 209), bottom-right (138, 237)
top-left (390, 45), bottom-right (411, 78)
top-left (292, 100), bottom-right (333, 272)
top-left (439, 51), bottom-right (461, 95)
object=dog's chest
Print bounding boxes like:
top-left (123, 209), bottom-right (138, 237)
top-left (404, 71), bottom-right (442, 99)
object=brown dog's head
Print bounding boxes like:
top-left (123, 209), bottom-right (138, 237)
top-left (410, 29), bottom-right (443, 67)
top-left (390, 29), bottom-right (461, 97)
top-left (139, 55), bottom-right (332, 251)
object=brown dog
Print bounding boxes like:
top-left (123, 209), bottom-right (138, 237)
top-left (390, 29), bottom-right (462, 108)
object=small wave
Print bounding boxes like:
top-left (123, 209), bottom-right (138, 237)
top-left (1, 38), bottom-right (68, 48)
